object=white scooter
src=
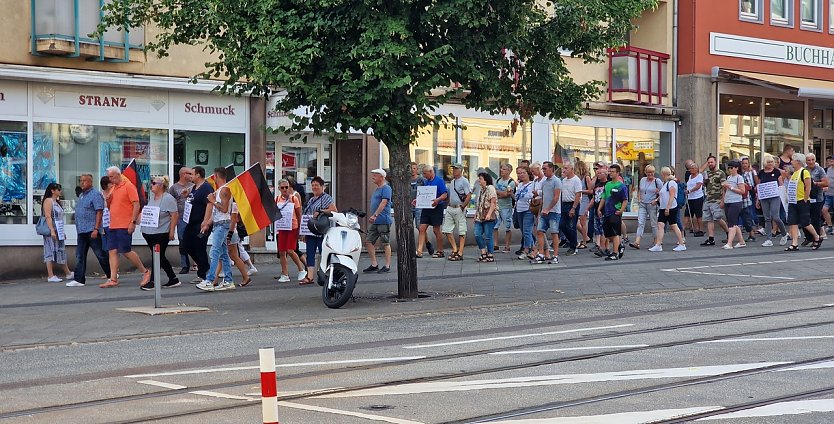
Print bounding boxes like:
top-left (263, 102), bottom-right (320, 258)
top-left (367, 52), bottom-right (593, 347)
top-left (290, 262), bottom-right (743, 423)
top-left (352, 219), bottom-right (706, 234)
top-left (309, 208), bottom-right (366, 309)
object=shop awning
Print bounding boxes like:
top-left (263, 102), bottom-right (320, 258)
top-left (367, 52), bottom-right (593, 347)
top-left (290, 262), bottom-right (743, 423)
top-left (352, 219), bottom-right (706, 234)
top-left (719, 68), bottom-right (834, 99)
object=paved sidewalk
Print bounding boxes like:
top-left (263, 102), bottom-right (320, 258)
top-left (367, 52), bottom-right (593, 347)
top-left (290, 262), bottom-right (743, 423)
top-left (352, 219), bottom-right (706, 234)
top-left (1, 237), bottom-right (832, 349)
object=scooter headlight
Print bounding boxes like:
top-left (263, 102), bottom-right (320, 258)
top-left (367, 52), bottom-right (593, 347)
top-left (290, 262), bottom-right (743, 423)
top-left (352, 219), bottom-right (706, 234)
top-left (346, 213), bottom-right (360, 230)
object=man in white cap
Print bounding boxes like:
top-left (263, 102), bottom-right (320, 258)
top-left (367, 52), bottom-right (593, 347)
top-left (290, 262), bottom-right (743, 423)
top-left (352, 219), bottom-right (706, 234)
top-left (363, 168), bottom-right (393, 273)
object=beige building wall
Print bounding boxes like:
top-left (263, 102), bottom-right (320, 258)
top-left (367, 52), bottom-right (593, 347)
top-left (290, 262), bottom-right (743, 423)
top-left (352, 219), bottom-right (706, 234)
top-left (0, 2), bottom-right (216, 78)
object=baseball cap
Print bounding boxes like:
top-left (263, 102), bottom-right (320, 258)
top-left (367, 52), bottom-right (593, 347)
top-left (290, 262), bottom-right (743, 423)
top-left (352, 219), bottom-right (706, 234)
top-left (452, 163), bottom-right (464, 169)
top-left (593, 161), bottom-right (607, 168)
top-left (826, 155), bottom-right (834, 160)
top-left (371, 168), bottom-right (387, 178)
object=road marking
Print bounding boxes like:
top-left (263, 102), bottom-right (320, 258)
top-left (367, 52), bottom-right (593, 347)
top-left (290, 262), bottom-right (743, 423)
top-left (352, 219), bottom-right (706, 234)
top-left (315, 362), bottom-right (791, 398)
top-left (137, 380), bottom-right (187, 390)
top-left (674, 270), bottom-right (793, 280)
top-left (489, 345), bottom-right (649, 355)
top-left (485, 399), bottom-right (834, 423)
top-left (402, 324), bottom-right (634, 349)
top-left (663, 255), bottom-right (834, 273)
top-left (124, 356), bottom-right (425, 378)
top-left (699, 336), bottom-right (834, 344)
top-left (245, 388), bottom-right (344, 397)
top-left (278, 401), bottom-right (425, 424)
top-left (189, 390), bottom-right (257, 401)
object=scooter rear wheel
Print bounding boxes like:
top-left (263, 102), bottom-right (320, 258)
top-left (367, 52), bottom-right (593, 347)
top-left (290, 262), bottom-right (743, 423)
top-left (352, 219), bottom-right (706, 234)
top-left (322, 264), bottom-right (357, 309)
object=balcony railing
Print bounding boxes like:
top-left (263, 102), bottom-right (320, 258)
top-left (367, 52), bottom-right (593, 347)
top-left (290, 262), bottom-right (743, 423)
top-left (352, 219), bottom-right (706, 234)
top-left (607, 46), bottom-right (669, 106)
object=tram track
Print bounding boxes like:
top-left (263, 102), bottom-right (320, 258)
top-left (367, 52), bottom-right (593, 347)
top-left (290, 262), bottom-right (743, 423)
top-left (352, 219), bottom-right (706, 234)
top-left (3, 305), bottom-right (834, 422)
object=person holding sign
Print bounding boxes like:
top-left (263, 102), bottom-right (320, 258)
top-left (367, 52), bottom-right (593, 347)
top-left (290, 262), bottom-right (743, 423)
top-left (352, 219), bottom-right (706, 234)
top-left (140, 176), bottom-right (180, 290)
top-left (785, 153), bottom-right (822, 251)
top-left (274, 179), bottom-right (306, 283)
top-left (755, 155), bottom-right (787, 247)
top-left (182, 167), bottom-right (212, 284)
top-left (41, 183), bottom-right (74, 283)
top-left (301, 177), bottom-right (337, 285)
top-left (413, 165), bottom-right (448, 258)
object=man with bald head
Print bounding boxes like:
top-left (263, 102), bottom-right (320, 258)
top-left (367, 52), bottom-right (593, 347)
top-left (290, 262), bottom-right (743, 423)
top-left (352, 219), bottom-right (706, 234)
top-left (170, 167), bottom-right (194, 274)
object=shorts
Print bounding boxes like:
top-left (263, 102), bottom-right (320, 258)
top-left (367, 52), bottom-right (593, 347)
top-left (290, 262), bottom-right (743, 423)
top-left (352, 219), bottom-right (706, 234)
top-left (658, 207), bottom-right (679, 225)
top-left (824, 195), bottom-right (834, 209)
top-left (419, 207), bottom-right (444, 227)
top-left (603, 214), bottom-right (622, 238)
top-left (787, 202), bottom-right (811, 227)
top-left (724, 202), bottom-right (743, 227)
top-left (108, 228), bottom-right (133, 253)
top-left (686, 197), bottom-right (704, 218)
top-left (367, 224), bottom-right (390, 245)
top-left (702, 201), bottom-right (724, 222)
top-left (498, 207), bottom-right (514, 231)
top-left (442, 206), bottom-right (467, 235)
top-left (537, 212), bottom-right (561, 234)
top-left (277, 228), bottom-right (299, 252)
top-left (579, 197), bottom-right (591, 216)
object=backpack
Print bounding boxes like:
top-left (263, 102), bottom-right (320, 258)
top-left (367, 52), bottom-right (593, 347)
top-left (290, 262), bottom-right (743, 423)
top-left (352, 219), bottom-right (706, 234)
top-left (675, 181), bottom-right (686, 206)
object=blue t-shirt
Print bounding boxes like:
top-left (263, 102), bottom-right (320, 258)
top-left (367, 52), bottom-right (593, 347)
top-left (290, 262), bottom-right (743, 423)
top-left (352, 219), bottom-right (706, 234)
top-left (75, 188), bottom-right (105, 233)
top-left (424, 175), bottom-right (448, 208)
top-left (603, 181), bottom-right (628, 216)
top-left (370, 184), bottom-right (393, 225)
top-left (187, 182), bottom-right (213, 226)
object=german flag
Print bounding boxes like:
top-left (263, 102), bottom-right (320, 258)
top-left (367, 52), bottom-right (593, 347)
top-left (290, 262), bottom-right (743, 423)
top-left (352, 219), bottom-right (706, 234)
top-left (122, 158), bottom-right (146, 206)
top-left (207, 164), bottom-right (236, 190)
top-left (226, 163), bottom-right (281, 235)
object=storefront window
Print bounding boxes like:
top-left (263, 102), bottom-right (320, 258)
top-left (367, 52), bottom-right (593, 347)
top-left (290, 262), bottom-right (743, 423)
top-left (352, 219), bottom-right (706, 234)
top-left (460, 118), bottom-right (530, 183)
top-left (616, 129), bottom-right (670, 212)
top-left (0, 121), bottom-right (27, 224)
top-left (764, 98), bottom-right (804, 157)
top-left (174, 130), bottom-right (245, 177)
top-left (719, 94), bottom-right (762, 166)
top-left (33, 123), bottom-right (168, 223)
top-left (553, 125), bottom-right (613, 170)
top-left (381, 122), bottom-right (457, 180)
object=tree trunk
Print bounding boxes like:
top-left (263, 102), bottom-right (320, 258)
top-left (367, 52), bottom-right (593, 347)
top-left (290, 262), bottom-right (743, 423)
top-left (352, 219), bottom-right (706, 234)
top-left (386, 141), bottom-right (419, 299)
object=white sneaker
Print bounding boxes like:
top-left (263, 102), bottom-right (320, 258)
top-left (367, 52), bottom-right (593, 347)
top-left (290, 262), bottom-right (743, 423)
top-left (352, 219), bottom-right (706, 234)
top-left (277, 274), bottom-right (290, 283)
top-left (297, 270), bottom-right (308, 282)
top-left (673, 244), bottom-right (687, 252)
top-left (822, 233), bottom-right (828, 240)
top-left (734, 243), bottom-right (747, 248)
top-left (722, 244), bottom-right (733, 250)
top-left (66, 272), bottom-right (74, 280)
top-left (214, 281), bottom-right (235, 291)
top-left (65, 280), bottom-right (85, 287)
top-left (196, 281), bottom-right (215, 292)
top-left (648, 245), bottom-right (663, 252)
top-left (762, 240), bottom-right (774, 247)
top-left (757, 228), bottom-right (766, 235)
top-left (247, 265), bottom-right (258, 275)
top-left (779, 235), bottom-right (789, 246)
top-left (47, 276), bottom-right (62, 283)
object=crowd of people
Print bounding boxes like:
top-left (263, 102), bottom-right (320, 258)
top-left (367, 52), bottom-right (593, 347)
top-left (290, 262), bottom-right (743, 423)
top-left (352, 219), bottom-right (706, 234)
top-left (409, 145), bottom-right (834, 263)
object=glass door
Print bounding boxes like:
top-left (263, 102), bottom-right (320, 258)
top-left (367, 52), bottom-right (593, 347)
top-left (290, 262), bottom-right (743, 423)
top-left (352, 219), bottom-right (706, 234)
top-left (278, 144), bottom-right (324, 204)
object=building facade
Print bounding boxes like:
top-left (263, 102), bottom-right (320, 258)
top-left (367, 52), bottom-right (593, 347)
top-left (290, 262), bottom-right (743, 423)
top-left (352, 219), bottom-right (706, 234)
top-left (678, 0), bottom-right (834, 168)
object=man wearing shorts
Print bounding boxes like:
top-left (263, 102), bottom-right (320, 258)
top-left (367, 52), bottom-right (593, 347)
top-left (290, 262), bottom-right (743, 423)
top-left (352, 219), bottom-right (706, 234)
top-left (823, 155), bottom-right (834, 234)
top-left (364, 168), bottom-right (392, 273)
top-left (700, 156), bottom-right (729, 246)
top-left (598, 164), bottom-right (628, 261)
top-left (410, 162), bottom-right (434, 255)
top-left (494, 164), bottom-right (517, 253)
top-left (442, 163), bottom-right (471, 260)
top-left (531, 161), bottom-right (561, 264)
top-left (101, 166), bottom-right (151, 288)
top-left (414, 165), bottom-right (448, 258)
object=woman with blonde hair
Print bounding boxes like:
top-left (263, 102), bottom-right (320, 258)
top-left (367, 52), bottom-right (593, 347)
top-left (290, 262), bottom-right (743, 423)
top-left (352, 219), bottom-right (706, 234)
top-left (648, 167), bottom-right (686, 252)
top-left (575, 160), bottom-right (594, 248)
top-left (754, 154), bottom-right (787, 247)
top-left (140, 176), bottom-right (180, 289)
top-left (632, 164), bottom-right (660, 249)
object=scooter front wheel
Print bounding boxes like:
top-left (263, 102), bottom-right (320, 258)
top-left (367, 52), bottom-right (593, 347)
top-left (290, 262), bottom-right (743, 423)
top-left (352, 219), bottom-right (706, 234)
top-left (322, 264), bottom-right (357, 309)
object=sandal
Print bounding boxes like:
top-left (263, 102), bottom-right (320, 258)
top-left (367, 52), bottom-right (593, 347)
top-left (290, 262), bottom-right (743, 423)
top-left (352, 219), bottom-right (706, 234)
top-left (628, 243), bottom-right (640, 250)
top-left (99, 279), bottom-right (119, 288)
top-left (415, 251), bottom-right (423, 258)
top-left (485, 254), bottom-right (495, 262)
top-left (431, 251), bottom-right (445, 258)
top-left (812, 238), bottom-right (823, 250)
top-left (577, 243), bottom-right (587, 249)
top-left (240, 277), bottom-right (252, 287)
top-left (299, 277), bottom-right (314, 285)
top-left (476, 254), bottom-right (488, 262)
top-left (447, 253), bottom-right (462, 261)
top-left (784, 245), bottom-right (799, 251)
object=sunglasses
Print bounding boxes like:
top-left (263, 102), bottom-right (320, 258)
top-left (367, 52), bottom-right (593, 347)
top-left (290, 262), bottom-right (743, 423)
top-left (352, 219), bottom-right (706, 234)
top-left (279, 186), bottom-right (290, 189)
top-left (151, 181), bottom-right (162, 186)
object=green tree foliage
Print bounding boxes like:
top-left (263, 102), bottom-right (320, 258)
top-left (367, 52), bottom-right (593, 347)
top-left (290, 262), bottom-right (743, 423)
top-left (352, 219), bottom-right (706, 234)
top-left (101, 0), bottom-right (657, 298)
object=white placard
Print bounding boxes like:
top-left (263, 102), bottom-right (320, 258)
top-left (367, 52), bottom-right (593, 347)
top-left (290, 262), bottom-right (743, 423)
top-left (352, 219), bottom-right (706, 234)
top-left (141, 206), bottom-right (161, 228)
top-left (102, 208), bottom-right (111, 228)
top-left (299, 214), bottom-right (313, 236)
top-left (787, 180), bottom-right (798, 204)
top-left (55, 220), bottom-right (66, 241)
top-left (274, 199), bottom-right (293, 231)
top-left (416, 186), bottom-right (438, 209)
top-left (182, 201), bottom-right (193, 223)
top-left (757, 181), bottom-right (780, 200)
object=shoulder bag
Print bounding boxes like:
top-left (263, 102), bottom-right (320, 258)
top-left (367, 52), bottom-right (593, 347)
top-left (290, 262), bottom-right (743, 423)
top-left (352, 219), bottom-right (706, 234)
top-left (35, 203), bottom-right (51, 236)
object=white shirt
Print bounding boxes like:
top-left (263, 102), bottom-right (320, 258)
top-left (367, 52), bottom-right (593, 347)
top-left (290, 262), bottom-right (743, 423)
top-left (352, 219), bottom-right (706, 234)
top-left (658, 180), bottom-right (678, 209)
top-left (686, 173), bottom-right (705, 200)
top-left (560, 176), bottom-right (582, 203)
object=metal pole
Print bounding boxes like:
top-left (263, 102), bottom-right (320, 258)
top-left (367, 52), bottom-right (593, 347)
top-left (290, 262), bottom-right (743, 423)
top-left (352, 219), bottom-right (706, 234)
top-left (259, 348), bottom-right (279, 424)
top-left (153, 244), bottom-right (161, 308)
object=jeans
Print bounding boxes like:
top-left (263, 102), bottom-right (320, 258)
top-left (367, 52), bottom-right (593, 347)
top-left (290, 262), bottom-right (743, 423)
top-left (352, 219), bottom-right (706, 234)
top-left (183, 224), bottom-right (210, 279)
top-left (142, 232), bottom-right (178, 284)
top-left (676, 208), bottom-right (685, 232)
top-left (207, 221), bottom-right (232, 282)
top-left (559, 202), bottom-right (579, 249)
top-left (517, 210), bottom-right (535, 249)
top-left (474, 220), bottom-right (497, 253)
top-left (636, 202), bottom-right (658, 239)
top-left (305, 236), bottom-right (323, 268)
top-left (74, 231), bottom-right (111, 284)
top-left (176, 218), bottom-right (190, 268)
top-left (761, 197), bottom-right (786, 241)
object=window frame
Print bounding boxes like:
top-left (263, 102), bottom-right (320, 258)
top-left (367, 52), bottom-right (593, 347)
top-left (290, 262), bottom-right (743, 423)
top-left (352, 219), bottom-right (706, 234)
top-left (739, 0), bottom-right (764, 23)
top-left (770, 0), bottom-right (794, 27)
top-left (829, 0), bottom-right (834, 32)
top-left (800, 0), bottom-right (823, 31)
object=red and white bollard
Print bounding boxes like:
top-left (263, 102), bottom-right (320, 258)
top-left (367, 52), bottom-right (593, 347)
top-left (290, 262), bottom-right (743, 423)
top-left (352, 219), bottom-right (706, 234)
top-left (259, 348), bottom-right (279, 424)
